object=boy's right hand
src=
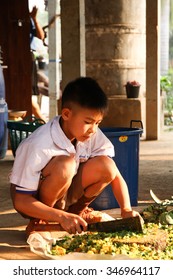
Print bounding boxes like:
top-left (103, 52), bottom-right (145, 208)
top-left (59, 212), bottom-right (88, 234)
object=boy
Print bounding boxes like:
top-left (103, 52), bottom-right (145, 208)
top-left (10, 77), bottom-right (142, 236)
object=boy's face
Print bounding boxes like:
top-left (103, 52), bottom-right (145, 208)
top-left (61, 105), bottom-right (104, 142)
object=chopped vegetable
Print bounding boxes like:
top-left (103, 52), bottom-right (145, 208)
top-left (49, 223), bottom-right (173, 260)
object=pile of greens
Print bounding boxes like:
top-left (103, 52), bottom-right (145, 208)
top-left (50, 223), bottom-right (173, 260)
top-left (50, 191), bottom-right (173, 260)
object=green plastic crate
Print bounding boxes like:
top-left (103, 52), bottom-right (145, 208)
top-left (7, 117), bottom-right (45, 157)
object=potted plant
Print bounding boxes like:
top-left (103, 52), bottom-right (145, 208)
top-left (125, 80), bottom-right (141, 98)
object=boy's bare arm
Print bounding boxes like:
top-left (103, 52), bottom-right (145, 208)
top-left (11, 188), bottom-right (87, 234)
top-left (111, 168), bottom-right (143, 222)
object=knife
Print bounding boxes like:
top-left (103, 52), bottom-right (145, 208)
top-left (28, 216), bottom-right (143, 233)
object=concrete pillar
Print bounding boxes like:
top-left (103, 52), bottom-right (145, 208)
top-left (146, 0), bottom-right (160, 139)
top-left (61, 0), bottom-right (85, 90)
top-left (85, 0), bottom-right (146, 97)
top-left (85, 0), bottom-right (146, 132)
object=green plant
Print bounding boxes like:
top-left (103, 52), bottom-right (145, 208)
top-left (160, 74), bottom-right (173, 126)
top-left (160, 75), bottom-right (172, 93)
top-left (164, 91), bottom-right (173, 126)
top-left (166, 93), bottom-right (173, 113)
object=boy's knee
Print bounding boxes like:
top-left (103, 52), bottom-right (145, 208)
top-left (61, 155), bottom-right (76, 178)
top-left (47, 155), bottom-right (76, 181)
top-left (98, 156), bottom-right (116, 182)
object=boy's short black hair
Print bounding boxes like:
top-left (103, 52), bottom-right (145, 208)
top-left (61, 77), bottom-right (108, 114)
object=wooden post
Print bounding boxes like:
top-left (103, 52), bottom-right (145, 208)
top-left (146, 0), bottom-right (160, 139)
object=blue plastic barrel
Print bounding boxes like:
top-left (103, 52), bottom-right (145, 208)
top-left (90, 126), bottom-right (143, 210)
top-left (0, 64), bottom-right (8, 159)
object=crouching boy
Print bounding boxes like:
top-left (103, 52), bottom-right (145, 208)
top-left (10, 77), bottom-right (142, 236)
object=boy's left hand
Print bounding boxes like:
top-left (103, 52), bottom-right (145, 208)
top-left (121, 209), bottom-right (144, 224)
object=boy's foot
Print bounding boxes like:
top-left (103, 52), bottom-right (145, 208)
top-left (26, 219), bottom-right (48, 238)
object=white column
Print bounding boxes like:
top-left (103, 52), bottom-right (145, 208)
top-left (160, 0), bottom-right (170, 75)
top-left (48, 0), bottom-right (61, 119)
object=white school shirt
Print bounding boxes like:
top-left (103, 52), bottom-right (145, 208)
top-left (9, 116), bottom-right (115, 193)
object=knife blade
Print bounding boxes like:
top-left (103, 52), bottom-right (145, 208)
top-left (88, 216), bottom-right (143, 233)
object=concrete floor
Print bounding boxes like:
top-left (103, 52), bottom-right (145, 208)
top-left (0, 128), bottom-right (173, 259)
top-left (138, 129), bottom-right (173, 203)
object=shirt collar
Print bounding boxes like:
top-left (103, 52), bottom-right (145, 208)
top-left (51, 116), bottom-right (76, 154)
